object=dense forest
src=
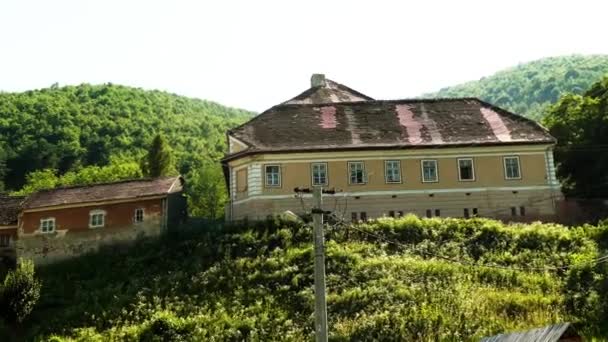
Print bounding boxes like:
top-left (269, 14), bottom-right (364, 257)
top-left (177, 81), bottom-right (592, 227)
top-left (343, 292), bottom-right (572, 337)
top-left (426, 55), bottom-right (608, 119)
top-left (543, 75), bottom-right (608, 198)
top-left (0, 84), bottom-right (254, 215)
top-left (7, 216), bottom-right (607, 340)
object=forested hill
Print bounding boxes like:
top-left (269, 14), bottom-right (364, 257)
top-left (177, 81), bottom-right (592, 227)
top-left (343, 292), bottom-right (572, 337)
top-left (425, 55), bottom-right (608, 120)
top-left (0, 84), bottom-right (254, 190)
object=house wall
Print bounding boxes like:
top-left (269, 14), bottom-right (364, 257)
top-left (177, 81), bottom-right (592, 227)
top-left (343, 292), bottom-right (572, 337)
top-left (17, 198), bottom-right (165, 264)
top-left (226, 145), bottom-right (562, 221)
top-left (230, 188), bottom-right (558, 222)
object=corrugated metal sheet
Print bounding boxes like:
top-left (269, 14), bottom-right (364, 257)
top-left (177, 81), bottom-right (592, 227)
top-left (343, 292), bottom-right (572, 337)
top-left (481, 323), bottom-right (575, 342)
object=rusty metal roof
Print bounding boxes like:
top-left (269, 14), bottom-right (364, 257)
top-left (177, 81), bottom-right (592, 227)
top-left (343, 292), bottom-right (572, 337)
top-left (481, 323), bottom-right (579, 342)
top-left (0, 195), bottom-right (25, 226)
top-left (23, 177), bottom-right (183, 210)
top-left (225, 97), bottom-right (554, 161)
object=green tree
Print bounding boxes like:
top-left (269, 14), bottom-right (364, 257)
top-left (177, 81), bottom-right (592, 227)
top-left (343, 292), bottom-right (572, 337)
top-left (143, 134), bottom-right (177, 178)
top-left (186, 161), bottom-right (227, 219)
top-left (13, 169), bottom-right (59, 195)
top-left (60, 156), bottom-right (143, 186)
top-left (426, 55), bottom-right (608, 119)
top-left (13, 157), bottom-right (143, 196)
top-left (0, 259), bottom-right (41, 340)
top-left (0, 150), bottom-right (6, 192)
top-left (0, 83), bottom-right (253, 190)
top-left (543, 75), bottom-right (608, 197)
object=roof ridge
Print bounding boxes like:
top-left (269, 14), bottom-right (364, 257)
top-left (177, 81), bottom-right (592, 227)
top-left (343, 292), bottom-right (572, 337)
top-left (325, 79), bottom-right (374, 101)
top-left (275, 96), bottom-right (484, 109)
top-left (30, 176), bottom-right (180, 194)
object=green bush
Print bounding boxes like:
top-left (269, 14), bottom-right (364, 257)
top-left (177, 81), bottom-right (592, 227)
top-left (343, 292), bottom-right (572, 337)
top-left (0, 259), bottom-right (41, 325)
top-left (19, 217), bottom-right (608, 341)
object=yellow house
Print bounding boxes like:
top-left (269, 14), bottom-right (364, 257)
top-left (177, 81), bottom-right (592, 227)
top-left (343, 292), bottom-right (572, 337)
top-left (222, 75), bottom-right (561, 222)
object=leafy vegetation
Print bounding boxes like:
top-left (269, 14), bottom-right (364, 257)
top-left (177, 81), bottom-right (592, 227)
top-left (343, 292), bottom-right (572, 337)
top-left (9, 216), bottom-right (607, 341)
top-left (0, 83), bottom-right (252, 189)
top-left (425, 55), bottom-right (608, 119)
top-left (0, 83), bottom-right (253, 215)
top-left (0, 260), bottom-right (41, 341)
top-left (142, 134), bottom-right (177, 178)
top-left (12, 156), bottom-right (143, 196)
top-left (543, 75), bottom-right (608, 198)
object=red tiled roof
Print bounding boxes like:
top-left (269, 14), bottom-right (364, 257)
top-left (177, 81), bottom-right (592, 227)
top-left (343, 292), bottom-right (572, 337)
top-left (0, 195), bottom-right (24, 226)
top-left (23, 177), bottom-right (183, 210)
top-left (224, 98), bottom-right (554, 161)
top-left (283, 79), bottom-right (374, 104)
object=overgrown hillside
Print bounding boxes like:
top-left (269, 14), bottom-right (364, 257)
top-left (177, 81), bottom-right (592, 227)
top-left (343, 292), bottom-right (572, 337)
top-left (0, 84), bottom-right (254, 191)
top-left (13, 217), bottom-right (608, 341)
top-left (425, 55), bottom-right (608, 120)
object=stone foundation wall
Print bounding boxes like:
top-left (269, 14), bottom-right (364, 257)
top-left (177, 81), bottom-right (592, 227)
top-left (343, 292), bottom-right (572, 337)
top-left (16, 219), bottom-right (162, 264)
top-left (229, 188), bottom-right (560, 223)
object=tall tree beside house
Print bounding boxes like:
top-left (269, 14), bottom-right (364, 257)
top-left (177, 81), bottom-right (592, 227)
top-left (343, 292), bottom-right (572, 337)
top-left (0, 259), bottom-right (41, 339)
top-left (543, 75), bottom-right (608, 197)
top-left (186, 161), bottom-right (227, 219)
top-left (142, 134), bottom-right (177, 178)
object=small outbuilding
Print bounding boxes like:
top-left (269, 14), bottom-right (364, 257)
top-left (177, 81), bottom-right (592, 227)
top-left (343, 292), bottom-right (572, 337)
top-left (13, 176), bottom-right (187, 264)
top-left (481, 323), bottom-right (582, 342)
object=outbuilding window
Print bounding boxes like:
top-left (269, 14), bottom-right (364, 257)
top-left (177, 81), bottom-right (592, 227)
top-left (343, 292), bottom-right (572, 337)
top-left (89, 210), bottom-right (106, 228)
top-left (134, 208), bottom-right (145, 223)
top-left (40, 218), bottom-right (56, 233)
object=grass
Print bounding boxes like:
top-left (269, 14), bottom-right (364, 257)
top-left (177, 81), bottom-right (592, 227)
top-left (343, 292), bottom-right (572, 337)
top-left (5, 215), bottom-right (608, 341)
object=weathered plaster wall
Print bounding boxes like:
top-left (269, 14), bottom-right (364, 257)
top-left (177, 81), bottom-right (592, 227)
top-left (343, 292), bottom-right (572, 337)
top-left (253, 153), bottom-right (549, 196)
top-left (230, 188), bottom-right (559, 222)
top-left (21, 198), bottom-right (163, 234)
top-left (18, 198), bottom-right (165, 264)
top-left (16, 218), bottom-right (162, 264)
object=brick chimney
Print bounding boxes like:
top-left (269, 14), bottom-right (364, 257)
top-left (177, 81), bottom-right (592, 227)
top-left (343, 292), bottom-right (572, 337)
top-left (311, 74), bottom-right (326, 87)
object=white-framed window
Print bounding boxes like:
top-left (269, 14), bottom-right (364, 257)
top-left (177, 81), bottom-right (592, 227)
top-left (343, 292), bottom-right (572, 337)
top-left (385, 160), bottom-right (402, 183)
top-left (311, 163), bottom-right (328, 186)
top-left (504, 156), bottom-right (521, 180)
top-left (39, 218), bottom-right (56, 233)
top-left (421, 160), bottom-right (438, 183)
top-left (89, 210), bottom-right (106, 228)
top-left (348, 161), bottom-right (366, 184)
top-left (134, 208), bottom-right (145, 223)
top-left (0, 234), bottom-right (11, 247)
top-left (265, 165), bottom-right (281, 187)
top-left (457, 158), bottom-right (475, 181)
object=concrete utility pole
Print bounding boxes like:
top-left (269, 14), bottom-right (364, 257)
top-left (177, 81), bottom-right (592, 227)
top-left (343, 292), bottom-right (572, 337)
top-left (312, 186), bottom-right (328, 342)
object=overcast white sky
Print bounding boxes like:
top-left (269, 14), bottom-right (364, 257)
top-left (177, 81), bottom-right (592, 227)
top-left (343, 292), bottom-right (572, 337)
top-left (1, 0), bottom-right (607, 111)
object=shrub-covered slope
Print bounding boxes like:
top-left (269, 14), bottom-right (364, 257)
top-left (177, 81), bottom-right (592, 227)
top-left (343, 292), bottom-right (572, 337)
top-left (16, 216), bottom-right (608, 341)
top-left (425, 55), bottom-right (608, 120)
top-left (0, 84), bottom-right (254, 190)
